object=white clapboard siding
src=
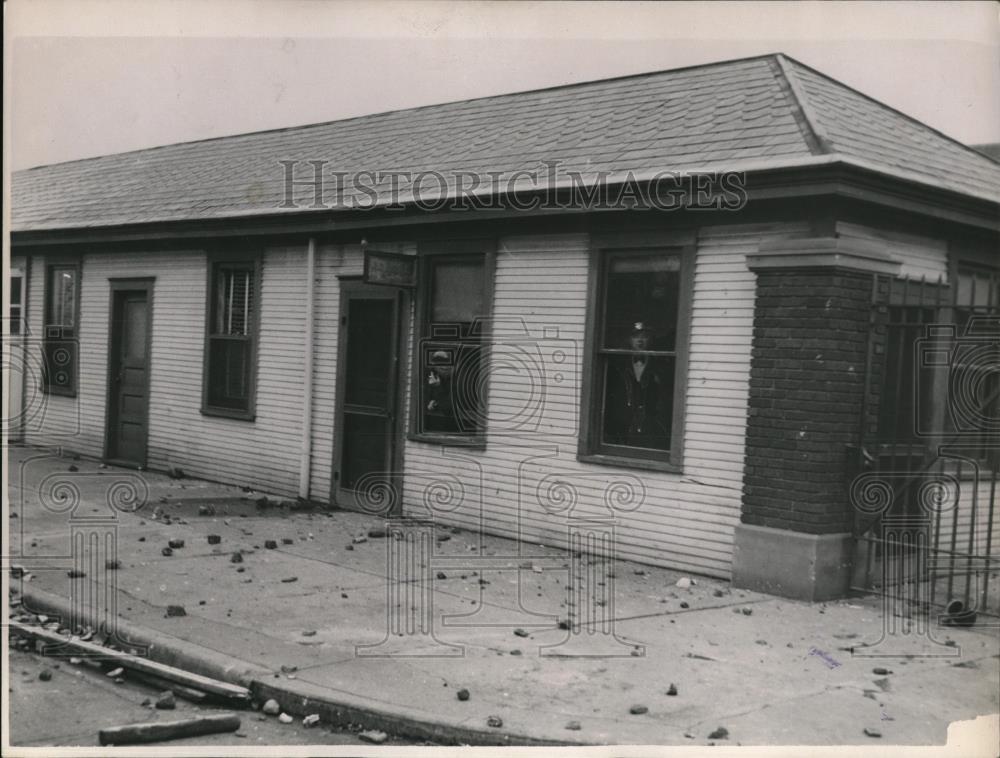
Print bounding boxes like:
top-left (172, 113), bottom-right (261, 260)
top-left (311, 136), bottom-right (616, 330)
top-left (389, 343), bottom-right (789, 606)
top-left (22, 247), bottom-right (311, 497)
top-left (837, 221), bottom-right (948, 283)
top-left (402, 223), bottom-right (809, 578)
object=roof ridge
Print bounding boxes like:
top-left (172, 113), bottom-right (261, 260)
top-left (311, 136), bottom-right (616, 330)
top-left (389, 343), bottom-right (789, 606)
top-left (771, 54), bottom-right (833, 156)
top-left (779, 53), bottom-right (999, 169)
top-left (14, 52), bottom-right (785, 174)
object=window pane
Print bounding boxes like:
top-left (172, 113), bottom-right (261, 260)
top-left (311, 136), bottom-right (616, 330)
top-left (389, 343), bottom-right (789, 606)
top-left (431, 260), bottom-right (484, 329)
top-left (49, 267), bottom-right (76, 327)
top-left (208, 338), bottom-right (249, 410)
top-left (603, 254), bottom-right (680, 351)
top-left (9, 276), bottom-right (22, 335)
top-left (601, 354), bottom-right (675, 451)
top-left (214, 265), bottom-right (254, 336)
top-left (420, 342), bottom-right (482, 434)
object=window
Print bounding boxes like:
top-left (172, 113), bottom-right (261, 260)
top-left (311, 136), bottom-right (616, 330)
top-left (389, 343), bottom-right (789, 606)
top-left (43, 263), bottom-right (80, 395)
top-left (9, 274), bottom-right (23, 335)
top-left (580, 243), bottom-right (692, 470)
top-left (202, 254), bottom-right (260, 418)
top-left (411, 243), bottom-right (494, 443)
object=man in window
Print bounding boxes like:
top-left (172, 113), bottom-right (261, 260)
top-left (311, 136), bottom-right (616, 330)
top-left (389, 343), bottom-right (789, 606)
top-left (603, 321), bottom-right (672, 450)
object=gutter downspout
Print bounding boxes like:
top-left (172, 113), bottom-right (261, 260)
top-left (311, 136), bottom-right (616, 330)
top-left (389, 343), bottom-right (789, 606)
top-left (298, 237), bottom-right (316, 500)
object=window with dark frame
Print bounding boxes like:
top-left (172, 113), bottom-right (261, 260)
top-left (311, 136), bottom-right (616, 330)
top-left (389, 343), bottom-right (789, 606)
top-left (587, 248), bottom-right (687, 466)
top-left (203, 258), bottom-right (258, 417)
top-left (415, 254), bottom-right (488, 440)
top-left (9, 274), bottom-right (23, 336)
top-left (43, 264), bottom-right (79, 395)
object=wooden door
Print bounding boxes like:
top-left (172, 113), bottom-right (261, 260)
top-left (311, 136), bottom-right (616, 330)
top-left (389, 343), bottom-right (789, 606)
top-left (106, 282), bottom-right (152, 465)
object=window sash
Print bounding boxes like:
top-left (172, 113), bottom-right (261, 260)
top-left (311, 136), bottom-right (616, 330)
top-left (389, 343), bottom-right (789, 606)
top-left (203, 254), bottom-right (259, 418)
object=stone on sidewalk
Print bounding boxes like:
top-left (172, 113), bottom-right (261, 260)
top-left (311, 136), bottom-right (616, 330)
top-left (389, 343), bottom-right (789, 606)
top-left (155, 691), bottom-right (176, 710)
top-left (359, 729), bottom-right (388, 744)
top-left (262, 699), bottom-right (280, 715)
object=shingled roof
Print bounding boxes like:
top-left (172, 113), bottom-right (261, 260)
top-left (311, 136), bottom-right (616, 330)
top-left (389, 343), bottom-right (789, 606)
top-left (12, 53), bottom-right (1000, 232)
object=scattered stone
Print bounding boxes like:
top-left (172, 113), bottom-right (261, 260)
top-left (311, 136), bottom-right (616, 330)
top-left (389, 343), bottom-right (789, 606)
top-left (264, 540), bottom-right (278, 549)
top-left (39, 668), bottom-right (53, 681)
top-left (278, 713), bottom-right (294, 724)
top-left (69, 657), bottom-right (82, 665)
top-left (67, 569), bottom-right (86, 578)
top-left (741, 607), bottom-right (753, 616)
top-left (713, 589), bottom-right (725, 597)
top-left (667, 684), bottom-right (678, 696)
top-left (872, 667), bottom-right (892, 675)
top-left (863, 727), bottom-right (882, 738)
top-left (565, 720), bottom-right (582, 731)
top-left (368, 528), bottom-right (387, 538)
top-left (198, 504), bottom-right (214, 516)
top-left (141, 698), bottom-right (151, 707)
top-left (166, 605), bottom-right (186, 617)
top-left (301, 630), bottom-right (317, 637)
top-left (352, 535), bottom-right (368, 544)
top-left (105, 559), bottom-right (122, 570)
top-left (557, 620), bottom-right (570, 630)
top-left (237, 567), bottom-right (245, 573)
top-left (708, 726), bottom-right (729, 740)
top-left (282, 538), bottom-right (294, 545)
top-left (513, 628), bottom-right (529, 637)
top-left (106, 667), bottom-right (124, 678)
top-left (629, 704), bottom-right (648, 715)
top-left (486, 716), bottom-right (503, 729)
top-left (675, 577), bottom-right (692, 589)
top-left (345, 544), bottom-right (354, 551)
top-left (457, 688), bottom-right (470, 701)
top-left (155, 691), bottom-right (176, 710)
top-left (138, 537), bottom-right (146, 542)
top-left (359, 729), bottom-right (388, 744)
top-left (280, 664), bottom-right (298, 674)
top-left (510, 650), bottom-right (522, 656)
top-left (281, 577), bottom-right (298, 583)
top-left (436, 572), bottom-right (448, 580)
top-left (168, 467), bottom-right (185, 479)
top-left (68, 465), bottom-right (79, 472)
top-left (162, 547), bottom-right (174, 557)
top-left (230, 552), bottom-right (243, 563)
top-left (302, 714), bottom-right (320, 728)
top-left (679, 601), bottom-right (689, 609)
top-left (755, 639), bottom-right (768, 646)
top-left (207, 535), bottom-right (221, 545)
top-left (262, 699), bottom-right (281, 715)
top-left (168, 539), bottom-right (185, 549)
top-left (436, 534), bottom-right (451, 542)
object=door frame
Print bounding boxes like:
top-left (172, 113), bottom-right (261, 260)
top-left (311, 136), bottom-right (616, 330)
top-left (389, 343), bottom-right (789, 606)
top-left (103, 278), bottom-right (155, 467)
top-left (330, 277), bottom-right (409, 514)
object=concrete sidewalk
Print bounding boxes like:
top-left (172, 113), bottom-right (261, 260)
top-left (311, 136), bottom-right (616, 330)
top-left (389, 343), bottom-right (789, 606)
top-left (6, 445), bottom-right (999, 747)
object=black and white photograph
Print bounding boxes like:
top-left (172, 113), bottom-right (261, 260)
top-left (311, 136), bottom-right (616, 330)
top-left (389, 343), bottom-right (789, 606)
top-left (3, 0), bottom-right (999, 753)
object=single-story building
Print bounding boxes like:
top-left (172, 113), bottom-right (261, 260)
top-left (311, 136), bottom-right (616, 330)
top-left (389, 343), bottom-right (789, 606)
top-left (8, 53), bottom-right (999, 603)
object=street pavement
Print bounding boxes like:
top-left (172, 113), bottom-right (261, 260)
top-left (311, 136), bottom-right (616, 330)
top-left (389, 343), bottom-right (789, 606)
top-left (5, 445), bottom-right (1000, 748)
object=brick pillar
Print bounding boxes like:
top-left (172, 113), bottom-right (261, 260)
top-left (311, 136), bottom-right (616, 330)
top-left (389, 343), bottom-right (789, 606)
top-left (732, 237), bottom-right (900, 601)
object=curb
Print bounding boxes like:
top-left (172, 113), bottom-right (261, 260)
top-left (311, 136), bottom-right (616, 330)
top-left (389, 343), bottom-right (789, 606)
top-left (15, 586), bottom-right (583, 747)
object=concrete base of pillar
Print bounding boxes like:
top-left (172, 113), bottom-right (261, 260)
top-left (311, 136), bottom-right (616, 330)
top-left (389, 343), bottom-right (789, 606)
top-left (731, 523), bottom-right (853, 602)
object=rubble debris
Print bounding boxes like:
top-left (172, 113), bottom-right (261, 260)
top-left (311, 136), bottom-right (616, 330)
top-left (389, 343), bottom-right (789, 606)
top-left (486, 716), bottom-right (503, 728)
top-left (863, 727), bottom-right (882, 738)
top-left (68, 465), bottom-right (79, 472)
top-left (675, 577), bottom-right (692, 589)
top-left (557, 620), bottom-right (570, 630)
top-left (230, 552), bottom-right (243, 563)
top-left (107, 667), bottom-right (125, 678)
top-left (166, 605), bottom-right (186, 617)
top-left (168, 539), bottom-right (185, 549)
top-left (282, 538), bottom-right (294, 545)
top-left (565, 720), bottom-right (582, 730)
top-left (262, 699), bottom-right (280, 715)
top-left (368, 528), bottom-right (387, 538)
top-left (457, 688), bottom-right (470, 701)
top-left (264, 540), bottom-right (278, 550)
top-left (156, 691), bottom-right (176, 710)
top-left (708, 726), bottom-right (729, 740)
top-left (278, 713), bottom-right (293, 724)
top-left (359, 729), bottom-right (388, 744)
top-left (39, 668), bottom-right (53, 681)
top-left (280, 577), bottom-right (298, 583)
top-left (345, 544), bottom-right (354, 551)
top-left (303, 714), bottom-right (320, 728)
top-left (513, 628), bottom-right (529, 638)
top-left (198, 505), bottom-right (214, 516)
top-left (301, 630), bottom-right (317, 637)
top-left (105, 559), bottom-right (123, 570)
top-left (667, 684), bottom-right (678, 696)
top-left (168, 467), bottom-right (185, 479)
top-left (679, 602), bottom-right (690, 609)
top-left (352, 535), bottom-right (368, 544)
top-left (872, 667), bottom-right (892, 675)
top-left (207, 535), bottom-right (221, 545)
top-left (100, 714), bottom-right (239, 745)
top-left (67, 569), bottom-right (86, 578)
top-left (629, 704), bottom-right (648, 715)
top-left (436, 572), bottom-right (447, 580)
top-left (741, 607), bottom-right (753, 616)
top-left (162, 547), bottom-right (174, 557)
top-left (510, 650), bottom-right (522, 656)
top-left (280, 664), bottom-right (298, 674)
top-left (713, 589), bottom-right (725, 597)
